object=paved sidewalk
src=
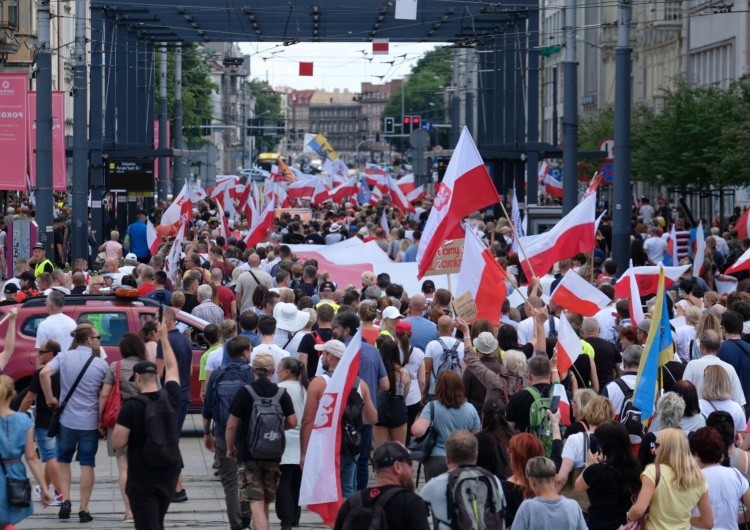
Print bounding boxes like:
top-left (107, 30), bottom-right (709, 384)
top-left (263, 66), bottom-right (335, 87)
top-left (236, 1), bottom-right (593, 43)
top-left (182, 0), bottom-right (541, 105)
top-left (18, 415), bottom-right (332, 529)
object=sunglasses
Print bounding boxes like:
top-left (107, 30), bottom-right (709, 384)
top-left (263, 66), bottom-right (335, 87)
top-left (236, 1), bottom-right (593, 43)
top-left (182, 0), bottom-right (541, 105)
top-left (90, 336), bottom-right (101, 340)
top-left (38, 349), bottom-right (51, 355)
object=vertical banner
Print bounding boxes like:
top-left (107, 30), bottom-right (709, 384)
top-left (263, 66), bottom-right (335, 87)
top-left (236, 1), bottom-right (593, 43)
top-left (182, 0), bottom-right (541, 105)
top-left (6, 219), bottom-right (37, 279)
top-left (0, 74), bottom-right (28, 190)
top-left (28, 91), bottom-right (67, 190)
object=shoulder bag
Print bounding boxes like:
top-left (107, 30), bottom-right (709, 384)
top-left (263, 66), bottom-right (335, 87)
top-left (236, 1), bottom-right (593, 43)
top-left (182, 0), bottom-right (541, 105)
top-left (47, 355), bottom-right (96, 438)
top-left (101, 362), bottom-right (122, 428)
top-left (0, 418), bottom-right (30, 507)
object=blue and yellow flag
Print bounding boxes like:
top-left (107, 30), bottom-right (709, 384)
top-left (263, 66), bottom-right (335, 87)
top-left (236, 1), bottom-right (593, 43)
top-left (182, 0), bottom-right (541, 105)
top-left (307, 133), bottom-right (338, 161)
top-left (632, 267), bottom-right (674, 418)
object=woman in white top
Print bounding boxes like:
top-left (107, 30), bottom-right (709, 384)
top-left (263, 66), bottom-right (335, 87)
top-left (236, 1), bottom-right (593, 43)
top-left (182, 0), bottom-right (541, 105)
top-left (395, 321), bottom-right (425, 443)
top-left (276, 357), bottom-right (308, 529)
top-left (699, 365), bottom-right (747, 434)
top-left (99, 230), bottom-right (123, 260)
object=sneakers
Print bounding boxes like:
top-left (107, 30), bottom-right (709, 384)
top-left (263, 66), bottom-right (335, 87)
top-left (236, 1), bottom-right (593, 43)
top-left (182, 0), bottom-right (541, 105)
top-left (49, 492), bottom-right (64, 507)
top-left (33, 485), bottom-right (42, 502)
top-left (58, 500), bottom-right (71, 520)
top-left (172, 489), bottom-right (188, 503)
top-left (79, 511), bottom-right (93, 523)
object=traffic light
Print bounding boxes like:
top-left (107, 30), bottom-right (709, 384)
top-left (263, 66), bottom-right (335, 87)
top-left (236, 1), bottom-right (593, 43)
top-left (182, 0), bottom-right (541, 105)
top-left (384, 117), bottom-right (395, 134)
top-left (412, 116), bottom-right (421, 130)
top-left (402, 116), bottom-right (412, 134)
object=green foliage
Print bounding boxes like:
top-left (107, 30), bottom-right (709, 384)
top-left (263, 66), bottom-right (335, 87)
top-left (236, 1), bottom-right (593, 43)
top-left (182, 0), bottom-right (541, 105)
top-left (249, 79), bottom-right (283, 154)
top-left (382, 46), bottom-right (453, 150)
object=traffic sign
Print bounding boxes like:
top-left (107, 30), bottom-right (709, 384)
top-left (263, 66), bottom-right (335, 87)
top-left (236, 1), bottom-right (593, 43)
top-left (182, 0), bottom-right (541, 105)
top-left (599, 161), bottom-right (614, 183)
top-left (422, 120), bottom-right (433, 132)
top-left (599, 138), bottom-right (614, 160)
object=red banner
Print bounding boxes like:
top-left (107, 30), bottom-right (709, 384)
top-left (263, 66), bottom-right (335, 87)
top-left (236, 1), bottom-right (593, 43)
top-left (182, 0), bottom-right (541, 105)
top-left (0, 74), bottom-right (28, 190)
top-left (27, 91), bottom-right (67, 191)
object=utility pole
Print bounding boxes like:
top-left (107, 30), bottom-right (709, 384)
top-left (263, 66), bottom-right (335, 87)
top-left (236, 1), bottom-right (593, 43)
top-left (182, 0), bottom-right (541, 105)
top-left (613, 0), bottom-right (633, 276)
top-left (35, 0), bottom-right (53, 255)
top-left (89, 8), bottom-right (104, 249)
top-left (173, 44), bottom-right (186, 195)
top-left (71, 0), bottom-right (88, 262)
top-left (562, 0), bottom-right (578, 214)
top-left (158, 44), bottom-right (168, 201)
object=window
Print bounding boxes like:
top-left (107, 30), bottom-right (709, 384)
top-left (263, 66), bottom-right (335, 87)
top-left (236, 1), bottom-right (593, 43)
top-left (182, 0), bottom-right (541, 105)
top-left (78, 312), bottom-right (128, 346)
top-left (20, 315), bottom-right (47, 338)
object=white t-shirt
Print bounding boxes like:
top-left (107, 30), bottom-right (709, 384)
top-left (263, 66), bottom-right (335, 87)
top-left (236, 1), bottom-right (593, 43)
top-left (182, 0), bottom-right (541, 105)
top-left (205, 347), bottom-right (225, 373)
top-left (675, 326), bottom-right (696, 362)
top-left (425, 337), bottom-right (464, 394)
top-left (693, 464), bottom-right (748, 530)
top-left (252, 343), bottom-right (290, 383)
top-left (699, 399), bottom-right (747, 434)
top-left (594, 305), bottom-right (617, 340)
top-left (517, 316), bottom-right (560, 346)
top-left (400, 346), bottom-right (425, 407)
top-left (36, 313), bottom-right (78, 350)
top-left (683, 356), bottom-right (746, 406)
top-left (640, 204), bottom-right (654, 224)
top-left (644, 236), bottom-right (667, 264)
top-left (272, 329), bottom-right (308, 359)
top-left (603, 373), bottom-right (637, 417)
top-left (561, 431), bottom-right (591, 468)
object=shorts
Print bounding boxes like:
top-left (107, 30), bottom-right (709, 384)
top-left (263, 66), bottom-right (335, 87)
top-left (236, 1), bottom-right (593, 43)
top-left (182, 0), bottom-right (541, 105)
top-left (106, 427), bottom-right (126, 458)
top-left (56, 425), bottom-right (99, 467)
top-left (34, 427), bottom-right (57, 463)
top-left (376, 392), bottom-right (408, 428)
top-left (240, 460), bottom-right (280, 503)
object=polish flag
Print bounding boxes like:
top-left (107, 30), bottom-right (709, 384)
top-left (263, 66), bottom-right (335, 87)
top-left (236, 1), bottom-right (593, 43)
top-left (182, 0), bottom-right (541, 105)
top-left (544, 173), bottom-right (563, 199)
top-left (553, 384), bottom-right (572, 427)
top-left (287, 178), bottom-right (317, 200)
top-left (518, 194), bottom-right (596, 280)
top-left (165, 222), bottom-right (186, 288)
top-left (380, 208), bottom-right (390, 235)
top-left (628, 260), bottom-right (644, 326)
top-left (311, 180), bottom-right (332, 206)
top-left (388, 175), bottom-right (415, 213)
top-left (737, 208), bottom-right (750, 240)
top-left (613, 264), bottom-right (691, 298)
top-left (416, 127), bottom-right (500, 279)
top-left (365, 163), bottom-right (388, 187)
top-left (215, 200), bottom-right (229, 241)
top-left (300, 329), bottom-right (362, 526)
top-left (146, 218), bottom-right (161, 256)
top-left (237, 182), bottom-right (252, 211)
top-left (406, 185), bottom-right (426, 203)
top-left (456, 226), bottom-right (507, 325)
top-left (330, 176), bottom-right (358, 203)
top-left (211, 175), bottom-right (238, 217)
top-left (551, 271), bottom-right (611, 317)
top-left (369, 185), bottom-right (384, 206)
top-left (663, 224), bottom-right (677, 266)
top-left (244, 199), bottom-right (275, 247)
top-left (510, 190), bottom-right (524, 255)
top-left (276, 183), bottom-right (290, 209)
top-left (692, 220), bottom-right (706, 278)
top-left (727, 246), bottom-right (750, 275)
top-left (160, 181), bottom-right (206, 227)
top-left (538, 161), bottom-right (551, 185)
top-left (556, 313), bottom-right (581, 376)
top-left (397, 173), bottom-right (416, 195)
top-left (583, 173), bottom-right (603, 198)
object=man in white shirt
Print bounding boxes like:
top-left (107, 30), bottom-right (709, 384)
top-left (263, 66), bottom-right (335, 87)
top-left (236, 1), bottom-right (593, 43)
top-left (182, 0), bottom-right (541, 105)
top-left (639, 198), bottom-right (655, 225)
top-left (251, 315), bottom-right (290, 383)
top-left (35, 291), bottom-right (77, 351)
top-left (684, 329), bottom-right (746, 406)
top-left (675, 306), bottom-right (701, 362)
top-left (643, 227), bottom-right (667, 264)
top-left (424, 316), bottom-right (465, 397)
top-left (601, 345), bottom-right (642, 416)
top-left (517, 296), bottom-right (559, 346)
top-left (272, 302), bottom-right (310, 358)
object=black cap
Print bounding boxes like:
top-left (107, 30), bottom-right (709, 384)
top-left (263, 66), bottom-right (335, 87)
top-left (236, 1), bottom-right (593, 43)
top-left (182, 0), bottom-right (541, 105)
top-left (3, 283), bottom-right (17, 294)
top-left (33, 242), bottom-right (44, 250)
top-left (421, 280), bottom-right (436, 294)
top-left (128, 361), bottom-right (158, 381)
top-left (319, 281), bottom-right (336, 293)
top-left (19, 271), bottom-right (36, 282)
top-left (372, 442), bottom-right (423, 470)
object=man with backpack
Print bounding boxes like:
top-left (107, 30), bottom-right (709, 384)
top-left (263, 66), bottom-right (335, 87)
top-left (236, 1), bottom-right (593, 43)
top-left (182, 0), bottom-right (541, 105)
top-left (423, 315), bottom-right (465, 402)
top-left (112, 322), bottom-right (183, 530)
top-left (506, 356), bottom-right (553, 433)
top-left (333, 441), bottom-right (431, 530)
top-left (601, 344), bottom-right (645, 446)
top-left (420, 430), bottom-right (505, 530)
top-left (202, 336), bottom-right (255, 530)
top-left (225, 354), bottom-right (297, 530)
top-left (297, 303), bottom-right (334, 379)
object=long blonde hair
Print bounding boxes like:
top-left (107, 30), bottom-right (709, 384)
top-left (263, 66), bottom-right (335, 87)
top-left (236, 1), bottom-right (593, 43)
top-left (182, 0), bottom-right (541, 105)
top-left (654, 428), bottom-right (706, 490)
top-left (0, 375), bottom-right (15, 405)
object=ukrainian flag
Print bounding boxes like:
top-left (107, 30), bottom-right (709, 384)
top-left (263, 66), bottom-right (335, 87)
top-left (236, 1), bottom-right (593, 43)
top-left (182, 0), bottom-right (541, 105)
top-left (632, 267), bottom-right (674, 418)
top-left (307, 133), bottom-right (338, 161)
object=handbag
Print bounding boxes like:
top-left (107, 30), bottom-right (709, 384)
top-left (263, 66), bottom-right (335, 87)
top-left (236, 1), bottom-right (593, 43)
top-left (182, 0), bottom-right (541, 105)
top-left (101, 362), bottom-right (122, 428)
top-left (0, 456), bottom-right (30, 508)
top-left (618, 464), bottom-right (661, 530)
top-left (48, 355), bottom-right (96, 438)
top-left (408, 401), bottom-right (437, 461)
top-left (561, 430), bottom-right (591, 513)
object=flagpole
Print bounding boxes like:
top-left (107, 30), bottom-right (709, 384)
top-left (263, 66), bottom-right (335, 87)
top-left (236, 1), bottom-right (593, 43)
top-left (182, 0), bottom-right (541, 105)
top-left (499, 192), bottom-right (538, 280)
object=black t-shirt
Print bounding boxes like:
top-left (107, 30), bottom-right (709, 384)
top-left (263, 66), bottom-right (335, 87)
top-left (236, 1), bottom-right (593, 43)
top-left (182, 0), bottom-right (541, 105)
top-left (298, 282), bottom-right (316, 298)
top-left (28, 368), bottom-right (59, 428)
top-left (571, 354), bottom-right (593, 390)
top-left (53, 228), bottom-right (64, 265)
top-left (333, 485), bottom-right (430, 530)
top-left (564, 419), bottom-right (589, 440)
top-left (117, 380), bottom-right (182, 484)
top-left (182, 293), bottom-right (199, 314)
top-left (500, 481), bottom-right (524, 529)
top-left (505, 383), bottom-right (552, 432)
top-left (283, 233), bottom-right (306, 244)
top-left (586, 337), bottom-right (622, 388)
top-left (228, 378), bottom-right (295, 462)
top-left (661, 361), bottom-right (685, 393)
top-left (303, 233), bottom-right (325, 245)
top-left (156, 329), bottom-right (194, 401)
top-left (475, 431), bottom-right (511, 478)
top-left (298, 328), bottom-right (333, 379)
top-left (583, 463), bottom-right (632, 530)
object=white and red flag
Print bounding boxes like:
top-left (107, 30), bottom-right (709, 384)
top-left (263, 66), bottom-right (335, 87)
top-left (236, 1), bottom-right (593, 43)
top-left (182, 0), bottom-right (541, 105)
top-left (538, 161), bottom-right (551, 185)
top-left (692, 221), bottom-right (706, 278)
top-left (211, 175), bottom-right (238, 217)
top-left (628, 260), bottom-right (645, 326)
top-left (215, 200), bottom-right (229, 241)
top-left (583, 173), bottom-right (603, 198)
top-left (164, 222), bottom-right (186, 288)
top-left (510, 190), bottom-right (524, 255)
top-left (369, 185), bottom-right (384, 206)
top-left (556, 313), bottom-right (581, 376)
top-left (613, 264), bottom-right (691, 298)
top-left (550, 271), bottom-right (611, 317)
top-left (287, 178), bottom-right (317, 201)
top-left (455, 226), bottom-right (507, 325)
top-left (737, 208), bottom-right (750, 240)
top-left (380, 208), bottom-right (390, 236)
top-left (518, 193), bottom-right (596, 280)
top-left (160, 181), bottom-right (206, 227)
top-left (727, 247), bottom-right (750, 275)
top-left (243, 198), bottom-right (275, 247)
top-left (330, 176), bottom-right (358, 204)
top-left (544, 173), bottom-right (563, 199)
top-left (311, 179), bottom-right (332, 206)
top-left (299, 329), bottom-right (362, 526)
top-left (553, 383), bottom-right (572, 427)
top-left (406, 185), bottom-right (426, 203)
top-left (396, 173), bottom-right (416, 195)
top-left (388, 175), bottom-right (415, 213)
top-left (146, 218), bottom-right (161, 256)
top-left (416, 127), bottom-right (500, 279)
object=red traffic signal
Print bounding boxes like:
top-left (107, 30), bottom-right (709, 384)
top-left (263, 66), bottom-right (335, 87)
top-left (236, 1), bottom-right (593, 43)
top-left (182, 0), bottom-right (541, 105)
top-left (412, 116), bottom-right (420, 129)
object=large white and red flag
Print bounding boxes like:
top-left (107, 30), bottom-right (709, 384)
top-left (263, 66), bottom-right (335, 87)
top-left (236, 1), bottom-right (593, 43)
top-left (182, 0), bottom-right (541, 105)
top-left (164, 222), bottom-right (186, 288)
top-left (737, 208), bottom-right (750, 240)
top-left (583, 173), bottom-right (603, 198)
top-left (727, 246), bottom-right (750, 275)
top-left (510, 190), bottom-right (524, 254)
top-left (556, 313), bottom-right (581, 376)
top-left (330, 176), bottom-right (358, 204)
top-left (211, 175), bottom-right (238, 217)
top-left (553, 383), bottom-right (572, 427)
top-left (397, 173), bottom-right (416, 195)
top-left (299, 330), bottom-right (362, 526)
top-left (287, 178), bottom-right (317, 200)
top-left (311, 179), bottom-right (332, 206)
top-left (416, 127), bottom-right (500, 279)
top-left (455, 226), bottom-right (507, 325)
top-left (627, 260), bottom-right (645, 326)
top-left (692, 221), bottom-right (706, 278)
top-left (160, 181), bottom-right (206, 227)
top-left (244, 198), bottom-right (275, 247)
top-left (369, 185), bottom-right (384, 206)
top-left (215, 200), bottom-right (229, 241)
top-left (613, 264), bottom-right (690, 298)
top-left (550, 271), bottom-right (611, 317)
top-left (146, 218), bottom-right (161, 256)
top-left (388, 175), bottom-right (415, 213)
top-left (544, 173), bottom-right (563, 199)
top-left (518, 193), bottom-right (596, 280)
top-left (406, 185), bottom-right (426, 203)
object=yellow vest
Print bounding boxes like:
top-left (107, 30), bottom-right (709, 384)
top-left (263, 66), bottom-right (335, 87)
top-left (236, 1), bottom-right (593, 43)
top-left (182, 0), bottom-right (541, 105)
top-left (34, 259), bottom-right (54, 277)
top-left (315, 300), bottom-right (340, 312)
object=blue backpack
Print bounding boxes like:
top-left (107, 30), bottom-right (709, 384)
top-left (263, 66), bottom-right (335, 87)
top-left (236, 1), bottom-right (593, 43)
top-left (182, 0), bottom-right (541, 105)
top-left (210, 362), bottom-right (255, 428)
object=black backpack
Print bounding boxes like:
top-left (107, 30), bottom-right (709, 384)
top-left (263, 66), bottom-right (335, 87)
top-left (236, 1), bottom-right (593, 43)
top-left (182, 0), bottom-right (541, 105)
top-left (136, 391), bottom-right (182, 468)
top-left (434, 338), bottom-right (462, 380)
top-left (444, 466), bottom-right (505, 530)
top-left (244, 385), bottom-right (287, 460)
top-left (338, 487), bottom-right (405, 530)
top-left (208, 363), bottom-right (255, 429)
top-left (614, 379), bottom-right (645, 444)
top-left (341, 377), bottom-right (364, 456)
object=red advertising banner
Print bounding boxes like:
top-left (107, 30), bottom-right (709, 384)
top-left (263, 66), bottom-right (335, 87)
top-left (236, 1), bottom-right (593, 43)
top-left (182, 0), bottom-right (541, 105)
top-left (154, 119), bottom-right (170, 180)
top-left (27, 91), bottom-right (67, 191)
top-left (0, 74), bottom-right (28, 190)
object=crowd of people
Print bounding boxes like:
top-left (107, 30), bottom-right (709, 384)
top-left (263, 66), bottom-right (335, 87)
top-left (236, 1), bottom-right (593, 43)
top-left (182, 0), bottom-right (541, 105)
top-left (0, 189), bottom-right (749, 530)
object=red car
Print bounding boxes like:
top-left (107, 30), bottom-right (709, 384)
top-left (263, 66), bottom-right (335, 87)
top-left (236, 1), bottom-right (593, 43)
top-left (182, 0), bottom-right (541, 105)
top-left (0, 294), bottom-right (210, 408)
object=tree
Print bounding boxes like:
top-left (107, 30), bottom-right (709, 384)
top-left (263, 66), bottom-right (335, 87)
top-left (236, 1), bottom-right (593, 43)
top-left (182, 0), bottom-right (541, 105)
top-left (382, 46), bottom-right (453, 151)
top-left (249, 80), bottom-right (283, 154)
